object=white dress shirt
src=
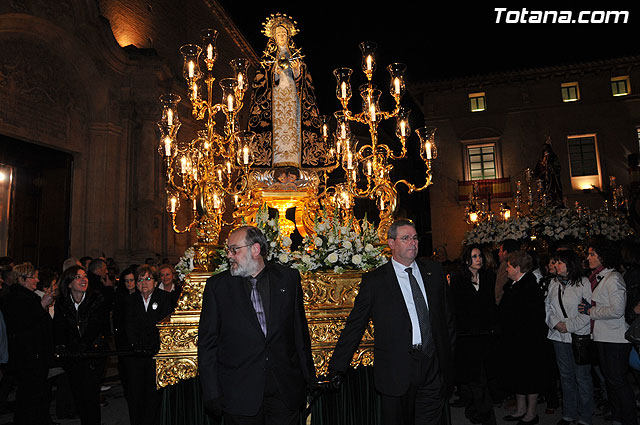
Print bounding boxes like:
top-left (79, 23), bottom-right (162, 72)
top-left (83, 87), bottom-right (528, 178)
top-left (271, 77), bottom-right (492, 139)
top-left (391, 258), bottom-right (429, 345)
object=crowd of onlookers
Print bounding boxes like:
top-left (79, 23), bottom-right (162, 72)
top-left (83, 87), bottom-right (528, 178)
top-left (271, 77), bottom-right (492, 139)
top-left (0, 255), bottom-right (181, 425)
top-left (445, 236), bottom-right (640, 425)
top-left (2, 235), bottom-right (640, 425)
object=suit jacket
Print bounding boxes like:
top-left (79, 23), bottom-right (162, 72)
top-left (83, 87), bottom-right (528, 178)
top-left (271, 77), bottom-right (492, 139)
top-left (124, 289), bottom-right (173, 354)
top-left (329, 258), bottom-right (456, 396)
top-left (198, 263), bottom-right (315, 416)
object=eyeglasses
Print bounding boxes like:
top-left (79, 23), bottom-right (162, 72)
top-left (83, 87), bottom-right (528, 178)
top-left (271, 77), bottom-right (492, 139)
top-left (393, 235), bottom-right (420, 243)
top-left (137, 277), bottom-right (154, 282)
top-left (225, 244), bottom-right (252, 255)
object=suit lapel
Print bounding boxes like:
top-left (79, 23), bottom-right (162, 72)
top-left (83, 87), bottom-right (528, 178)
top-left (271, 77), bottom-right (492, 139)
top-left (233, 273), bottom-right (266, 338)
top-left (384, 262), bottom-right (412, 325)
top-left (266, 265), bottom-right (283, 339)
top-left (416, 260), bottom-right (434, 305)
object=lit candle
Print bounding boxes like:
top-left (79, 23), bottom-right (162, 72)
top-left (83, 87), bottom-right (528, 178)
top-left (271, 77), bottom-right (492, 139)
top-left (207, 44), bottom-right (213, 60)
top-left (426, 142), bottom-right (432, 160)
top-left (193, 198), bottom-right (197, 211)
top-left (336, 140), bottom-right (342, 155)
top-left (164, 137), bottom-right (171, 157)
top-left (227, 94), bottom-right (234, 111)
top-left (170, 197), bottom-right (177, 213)
top-left (234, 194), bottom-right (239, 205)
top-left (380, 198), bottom-right (385, 210)
top-left (366, 55), bottom-right (372, 71)
top-left (341, 81), bottom-right (347, 99)
top-left (243, 146), bottom-right (249, 164)
top-left (394, 78), bottom-right (401, 95)
top-left (217, 169), bottom-right (222, 180)
top-left (322, 124), bottom-right (328, 138)
top-left (167, 109), bottom-right (173, 126)
top-left (237, 73), bottom-right (244, 91)
top-left (340, 123), bottom-right (347, 139)
top-left (347, 151), bottom-right (353, 169)
top-left (367, 160), bottom-right (372, 175)
top-left (370, 104), bottom-right (376, 122)
top-left (226, 161), bottom-right (232, 174)
top-left (188, 61), bottom-right (194, 78)
top-left (192, 83), bottom-right (198, 99)
top-left (213, 193), bottom-right (220, 209)
top-left (180, 156), bottom-right (187, 174)
top-left (400, 121), bottom-right (406, 137)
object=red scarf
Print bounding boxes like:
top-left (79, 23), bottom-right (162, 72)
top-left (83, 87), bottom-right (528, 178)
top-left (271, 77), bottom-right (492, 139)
top-left (588, 266), bottom-right (605, 331)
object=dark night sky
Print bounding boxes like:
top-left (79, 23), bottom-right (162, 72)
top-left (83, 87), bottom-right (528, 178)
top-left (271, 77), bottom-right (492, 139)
top-left (218, 2), bottom-right (640, 114)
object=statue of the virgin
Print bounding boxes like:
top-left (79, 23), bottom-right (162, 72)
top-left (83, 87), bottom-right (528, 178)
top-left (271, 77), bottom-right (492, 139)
top-left (248, 13), bottom-right (327, 168)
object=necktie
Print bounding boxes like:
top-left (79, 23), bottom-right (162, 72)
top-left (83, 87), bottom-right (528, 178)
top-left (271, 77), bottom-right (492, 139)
top-left (406, 267), bottom-right (435, 356)
top-left (250, 277), bottom-right (267, 336)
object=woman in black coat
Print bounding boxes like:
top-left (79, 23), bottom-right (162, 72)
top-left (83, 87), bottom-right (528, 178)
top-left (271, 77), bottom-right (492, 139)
top-left (2, 262), bottom-right (54, 425)
top-left (499, 251), bottom-right (547, 425)
top-left (450, 244), bottom-right (497, 425)
top-left (53, 265), bottom-right (109, 425)
top-left (124, 264), bottom-right (173, 425)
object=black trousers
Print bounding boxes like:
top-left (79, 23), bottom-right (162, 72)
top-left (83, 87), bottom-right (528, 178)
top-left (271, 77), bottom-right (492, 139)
top-left (126, 356), bottom-right (163, 425)
top-left (13, 364), bottom-right (49, 425)
top-left (597, 342), bottom-right (638, 425)
top-left (223, 369), bottom-right (301, 425)
top-left (67, 358), bottom-right (104, 425)
top-left (379, 351), bottom-right (445, 425)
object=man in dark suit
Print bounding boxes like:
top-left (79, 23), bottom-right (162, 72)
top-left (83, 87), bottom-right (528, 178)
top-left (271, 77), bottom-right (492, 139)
top-left (328, 219), bottom-right (456, 425)
top-left (198, 225), bottom-right (316, 425)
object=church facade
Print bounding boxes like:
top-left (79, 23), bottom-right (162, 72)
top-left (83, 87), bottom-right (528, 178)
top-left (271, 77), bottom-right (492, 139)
top-left (0, 0), bottom-right (258, 268)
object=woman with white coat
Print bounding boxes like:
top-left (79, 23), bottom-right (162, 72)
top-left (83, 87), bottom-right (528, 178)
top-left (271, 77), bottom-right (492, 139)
top-left (545, 249), bottom-right (594, 425)
top-left (579, 239), bottom-right (637, 425)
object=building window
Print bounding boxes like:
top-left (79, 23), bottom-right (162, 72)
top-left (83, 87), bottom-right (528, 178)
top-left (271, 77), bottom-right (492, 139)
top-left (469, 92), bottom-right (486, 112)
top-left (567, 134), bottom-right (602, 190)
top-left (611, 76), bottom-right (630, 96)
top-left (465, 142), bottom-right (498, 180)
top-left (561, 82), bottom-right (580, 102)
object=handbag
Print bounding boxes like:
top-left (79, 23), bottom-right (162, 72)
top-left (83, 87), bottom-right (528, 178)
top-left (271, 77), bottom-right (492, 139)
top-left (624, 315), bottom-right (640, 346)
top-left (558, 284), bottom-right (594, 365)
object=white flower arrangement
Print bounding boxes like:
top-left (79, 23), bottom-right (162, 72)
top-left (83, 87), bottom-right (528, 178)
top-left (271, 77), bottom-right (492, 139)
top-left (585, 207), bottom-right (633, 241)
top-left (175, 246), bottom-right (196, 281)
top-left (463, 205), bottom-right (633, 247)
top-left (286, 209), bottom-right (388, 273)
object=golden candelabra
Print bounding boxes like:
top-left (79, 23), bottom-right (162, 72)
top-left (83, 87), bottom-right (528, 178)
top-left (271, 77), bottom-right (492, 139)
top-left (322, 42), bottom-right (437, 241)
top-left (157, 29), bottom-right (253, 268)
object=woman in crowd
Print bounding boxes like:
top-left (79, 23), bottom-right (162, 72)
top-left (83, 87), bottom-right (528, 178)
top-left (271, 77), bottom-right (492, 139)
top-left (499, 251), bottom-right (547, 425)
top-left (545, 249), bottom-right (594, 425)
top-left (579, 239), bottom-right (637, 425)
top-left (158, 263), bottom-right (181, 309)
top-left (125, 264), bottom-right (172, 425)
top-left (2, 262), bottom-right (54, 425)
top-left (450, 244), bottom-right (497, 425)
top-left (53, 265), bottom-right (109, 425)
top-left (113, 266), bottom-right (137, 400)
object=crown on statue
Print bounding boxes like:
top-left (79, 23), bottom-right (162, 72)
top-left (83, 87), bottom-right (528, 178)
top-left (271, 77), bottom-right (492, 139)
top-left (262, 13), bottom-right (299, 38)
